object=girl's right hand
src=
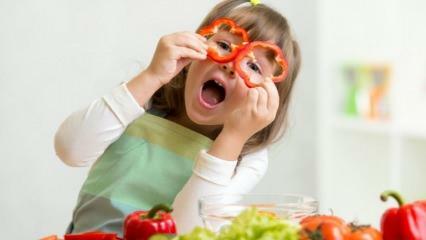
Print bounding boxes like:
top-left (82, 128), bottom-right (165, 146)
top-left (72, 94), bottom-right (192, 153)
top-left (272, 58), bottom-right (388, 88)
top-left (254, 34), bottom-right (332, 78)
top-left (145, 32), bottom-right (208, 86)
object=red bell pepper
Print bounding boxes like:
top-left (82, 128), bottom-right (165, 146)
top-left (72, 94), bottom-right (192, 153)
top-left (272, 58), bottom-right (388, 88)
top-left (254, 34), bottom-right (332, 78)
top-left (198, 18), bottom-right (289, 87)
top-left (380, 190), bottom-right (426, 240)
top-left (234, 41), bottom-right (288, 87)
top-left (123, 204), bottom-right (176, 240)
top-left (198, 18), bottom-right (249, 63)
top-left (64, 232), bottom-right (119, 240)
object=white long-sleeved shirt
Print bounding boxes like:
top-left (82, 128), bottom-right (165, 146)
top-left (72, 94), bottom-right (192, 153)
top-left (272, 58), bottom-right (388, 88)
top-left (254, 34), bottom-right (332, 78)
top-left (54, 83), bottom-right (268, 233)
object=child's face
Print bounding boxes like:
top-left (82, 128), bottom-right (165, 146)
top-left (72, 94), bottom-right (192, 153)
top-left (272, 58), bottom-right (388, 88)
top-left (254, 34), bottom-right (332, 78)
top-left (184, 30), bottom-right (278, 126)
top-left (184, 56), bottom-right (249, 126)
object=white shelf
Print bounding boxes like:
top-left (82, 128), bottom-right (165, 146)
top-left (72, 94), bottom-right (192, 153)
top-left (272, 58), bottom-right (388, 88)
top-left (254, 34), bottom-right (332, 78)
top-left (317, 0), bottom-right (426, 227)
top-left (332, 116), bottom-right (426, 140)
top-left (332, 116), bottom-right (393, 135)
top-left (399, 125), bottom-right (426, 140)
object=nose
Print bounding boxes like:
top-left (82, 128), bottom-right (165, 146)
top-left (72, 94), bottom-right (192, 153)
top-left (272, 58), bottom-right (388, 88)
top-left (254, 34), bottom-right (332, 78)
top-left (220, 62), bottom-right (236, 78)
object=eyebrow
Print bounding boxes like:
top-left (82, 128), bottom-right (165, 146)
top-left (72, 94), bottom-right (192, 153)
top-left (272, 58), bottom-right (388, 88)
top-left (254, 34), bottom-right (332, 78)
top-left (212, 30), bottom-right (245, 43)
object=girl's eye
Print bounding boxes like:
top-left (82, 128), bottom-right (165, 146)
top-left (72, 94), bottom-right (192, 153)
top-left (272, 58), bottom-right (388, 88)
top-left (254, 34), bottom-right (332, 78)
top-left (217, 41), bottom-right (231, 52)
top-left (247, 61), bottom-right (262, 74)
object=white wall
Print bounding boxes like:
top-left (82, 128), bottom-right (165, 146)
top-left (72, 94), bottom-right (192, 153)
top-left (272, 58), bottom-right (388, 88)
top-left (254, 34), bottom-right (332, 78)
top-left (0, 0), bottom-right (318, 239)
top-left (317, 0), bottom-right (426, 227)
top-left (253, 0), bottom-right (318, 197)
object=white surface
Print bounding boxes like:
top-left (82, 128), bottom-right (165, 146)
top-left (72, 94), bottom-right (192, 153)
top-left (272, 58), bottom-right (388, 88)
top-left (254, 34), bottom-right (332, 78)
top-left (317, 0), bottom-right (426, 227)
top-left (0, 0), bottom-right (318, 239)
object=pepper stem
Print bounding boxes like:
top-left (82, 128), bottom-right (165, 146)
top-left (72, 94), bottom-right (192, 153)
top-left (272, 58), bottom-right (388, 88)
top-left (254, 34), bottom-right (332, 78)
top-left (380, 190), bottom-right (405, 207)
top-left (146, 204), bottom-right (173, 219)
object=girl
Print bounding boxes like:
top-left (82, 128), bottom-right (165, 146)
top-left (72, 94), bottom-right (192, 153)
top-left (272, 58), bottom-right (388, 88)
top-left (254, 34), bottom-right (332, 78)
top-left (54, 0), bottom-right (301, 236)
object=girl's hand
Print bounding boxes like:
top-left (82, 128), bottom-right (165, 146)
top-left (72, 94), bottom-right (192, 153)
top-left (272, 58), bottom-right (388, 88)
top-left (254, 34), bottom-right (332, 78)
top-left (207, 79), bottom-right (279, 161)
top-left (224, 78), bottom-right (280, 142)
top-left (126, 32), bottom-right (207, 107)
top-left (145, 32), bottom-right (208, 86)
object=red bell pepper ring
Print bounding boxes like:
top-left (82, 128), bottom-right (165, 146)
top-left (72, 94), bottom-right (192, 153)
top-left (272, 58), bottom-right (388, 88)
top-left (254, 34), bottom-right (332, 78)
top-left (123, 204), bottom-right (176, 240)
top-left (199, 18), bottom-right (288, 87)
top-left (380, 190), bottom-right (426, 240)
top-left (234, 41), bottom-right (288, 88)
top-left (64, 232), bottom-right (119, 240)
top-left (198, 18), bottom-right (249, 63)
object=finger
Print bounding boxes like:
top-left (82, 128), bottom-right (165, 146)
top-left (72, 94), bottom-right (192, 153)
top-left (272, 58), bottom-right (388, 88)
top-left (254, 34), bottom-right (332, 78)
top-left (180, 31), bottom-right (208, 45)
top-left (195, 32), bottom-right (208, 43)
top-left (185, 31), bottom-right (208, 49)
top-left (262, 78), bottom-right (279, 111)
top-left (256, 87), bottom-right (268, 111)
top-left (174, 32), bottom-right (208, 54)
top-left (175, 46), bottom-right (207, 61)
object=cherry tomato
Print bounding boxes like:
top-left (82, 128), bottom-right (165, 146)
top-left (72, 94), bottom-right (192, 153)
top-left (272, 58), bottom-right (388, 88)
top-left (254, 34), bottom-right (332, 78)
top-left (347, 223), bottom-right (382, 240)
top-left (300, 215), bottom-right (350, 240)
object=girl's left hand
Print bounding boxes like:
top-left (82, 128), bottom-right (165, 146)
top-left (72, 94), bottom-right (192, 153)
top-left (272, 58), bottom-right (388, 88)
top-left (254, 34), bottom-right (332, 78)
top-left (223, 78), bottom-right (279, 142)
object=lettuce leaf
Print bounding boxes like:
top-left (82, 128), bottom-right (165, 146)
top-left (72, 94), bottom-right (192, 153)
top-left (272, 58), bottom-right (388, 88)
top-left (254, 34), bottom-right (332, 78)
top-left (171, 207), bottom-right (300, 240)
top-left (173, 227), bottom-right (216, 240)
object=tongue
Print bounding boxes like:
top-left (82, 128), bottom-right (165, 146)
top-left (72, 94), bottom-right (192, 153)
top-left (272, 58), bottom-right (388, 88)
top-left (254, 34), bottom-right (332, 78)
top-left (201, 87), bottom-right (221, 105)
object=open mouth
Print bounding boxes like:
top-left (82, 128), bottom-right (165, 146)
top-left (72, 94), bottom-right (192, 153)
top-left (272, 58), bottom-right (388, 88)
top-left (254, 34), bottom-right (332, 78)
top-left (200, 79), bottom-right (226, 108)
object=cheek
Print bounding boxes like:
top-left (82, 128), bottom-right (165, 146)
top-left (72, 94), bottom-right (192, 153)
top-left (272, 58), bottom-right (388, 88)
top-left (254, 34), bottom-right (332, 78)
top-left (226, 79), bottom-right (249, 107)
top-left (185, 65), bottom-right (198, 89)
top-left (185, 63), bottom-right (202, 98)
top-left (185, 60), bottom-right (210, 91)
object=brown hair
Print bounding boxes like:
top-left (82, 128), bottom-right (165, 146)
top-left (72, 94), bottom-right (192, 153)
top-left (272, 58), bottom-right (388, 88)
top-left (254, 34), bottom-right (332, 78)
top-left (151, 0), bottom-right (301, 156)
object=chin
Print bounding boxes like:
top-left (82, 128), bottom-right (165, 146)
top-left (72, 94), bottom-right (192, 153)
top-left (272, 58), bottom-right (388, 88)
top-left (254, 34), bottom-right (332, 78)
top-left (186, 107), bottom-right (221, 126)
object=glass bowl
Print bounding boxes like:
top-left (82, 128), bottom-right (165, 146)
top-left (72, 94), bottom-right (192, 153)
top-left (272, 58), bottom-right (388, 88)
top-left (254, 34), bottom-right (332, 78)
top-left (198, 193), bottom-right (318, 232)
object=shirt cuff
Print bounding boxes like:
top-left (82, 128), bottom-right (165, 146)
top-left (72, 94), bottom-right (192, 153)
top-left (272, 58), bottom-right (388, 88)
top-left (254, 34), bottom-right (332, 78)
top-left (103, 83), bottom-right (145, 126)
top-left (193, 150), bottom-right (238, 186)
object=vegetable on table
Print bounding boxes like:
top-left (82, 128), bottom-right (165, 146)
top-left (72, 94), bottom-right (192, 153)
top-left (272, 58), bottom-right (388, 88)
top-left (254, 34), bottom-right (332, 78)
top-left (299, 215), bottom-right (350, 240)
top-left (347, 223), bottom-right (382, 240)
top-left (172, 207), bottom-right (299, 240)
top-left (380, 190), bottom-right (426, 240)
top-left (64, 232), bottom-right (119, 240)
top-left (300, 215), bottom-right (382, 240)
top-left (124, 204), bottom-right (176, 240)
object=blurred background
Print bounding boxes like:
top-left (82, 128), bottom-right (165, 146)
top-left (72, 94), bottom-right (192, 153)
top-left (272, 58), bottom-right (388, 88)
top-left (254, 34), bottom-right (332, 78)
top-left (1, 0), bottom-right (425, 239)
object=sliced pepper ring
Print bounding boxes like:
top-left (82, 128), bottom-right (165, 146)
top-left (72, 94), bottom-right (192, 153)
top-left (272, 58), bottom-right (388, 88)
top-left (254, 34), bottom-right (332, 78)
top-left (198, 18), bottom-right (249, 63)
top-left (234, 41), bottom-right (288, 88)
top-left (198, 18), bottom-right (289, 87)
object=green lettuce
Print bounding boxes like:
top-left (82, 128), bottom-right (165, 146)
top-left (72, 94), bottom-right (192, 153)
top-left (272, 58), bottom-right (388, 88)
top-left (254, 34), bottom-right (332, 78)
top-left (171, 207), bottom-right (300, 240)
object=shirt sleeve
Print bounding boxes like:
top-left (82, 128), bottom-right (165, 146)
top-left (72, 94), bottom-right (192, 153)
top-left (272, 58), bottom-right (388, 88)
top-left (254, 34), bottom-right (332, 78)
top-left (171, 148), bottom-right (268, 233)
top-left (54, 83), bottom-right (145, 167)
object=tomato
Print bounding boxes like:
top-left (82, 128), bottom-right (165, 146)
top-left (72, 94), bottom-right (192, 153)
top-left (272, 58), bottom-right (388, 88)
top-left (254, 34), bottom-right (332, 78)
top-left (347, 224), bottom-right (382, 240)
top-left (301, 215), bottom-right (347, 227)
top-left (300, 215), bottom-right (350, 240)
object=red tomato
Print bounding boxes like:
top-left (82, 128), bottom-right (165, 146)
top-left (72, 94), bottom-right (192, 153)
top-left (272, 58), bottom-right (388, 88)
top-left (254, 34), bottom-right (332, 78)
top-left (300, 215), bottom-right (350, 240)
top-left (347, 224), bottom-right (382, 240)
